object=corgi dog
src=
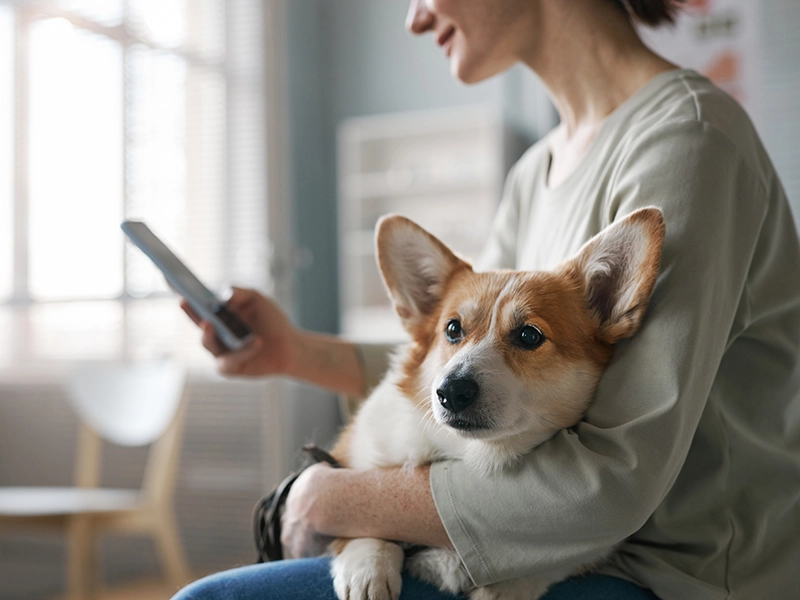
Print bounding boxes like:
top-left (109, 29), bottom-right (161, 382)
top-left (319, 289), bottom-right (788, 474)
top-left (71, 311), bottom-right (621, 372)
top-left (327, 208), bottom-right (665, 600)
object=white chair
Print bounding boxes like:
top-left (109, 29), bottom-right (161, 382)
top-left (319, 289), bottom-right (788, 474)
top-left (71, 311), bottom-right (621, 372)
top-left (0, 360), bottom-right (191, 600)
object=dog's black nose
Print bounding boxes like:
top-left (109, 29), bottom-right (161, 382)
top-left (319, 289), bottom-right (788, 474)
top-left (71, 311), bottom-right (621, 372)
top-left (436, 377), bottom-right (479, 413)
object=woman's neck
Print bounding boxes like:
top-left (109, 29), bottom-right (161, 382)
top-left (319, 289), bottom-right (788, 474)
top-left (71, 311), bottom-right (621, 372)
top-left (523, 0), bottom-right (677, 138)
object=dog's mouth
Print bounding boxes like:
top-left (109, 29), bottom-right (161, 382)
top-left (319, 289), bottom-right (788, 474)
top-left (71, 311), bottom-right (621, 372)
top-left (440, 414), bottom-right (493, 433)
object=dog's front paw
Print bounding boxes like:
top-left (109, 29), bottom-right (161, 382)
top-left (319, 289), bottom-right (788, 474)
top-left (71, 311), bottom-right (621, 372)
top-left (331, 538), bottom-right (404, 600)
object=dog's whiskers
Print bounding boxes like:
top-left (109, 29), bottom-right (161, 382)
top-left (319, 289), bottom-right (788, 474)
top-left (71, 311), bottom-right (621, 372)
top-left (421, 405), bottom-right (439, 439)
top-left (410, 388), bottom-right (437, 437)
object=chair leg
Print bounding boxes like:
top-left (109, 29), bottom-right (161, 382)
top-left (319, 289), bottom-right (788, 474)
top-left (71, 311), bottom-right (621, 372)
top-left (154, 510), bottom-right (192, 589)
top-left (67, 515), bottom-right (96, 600)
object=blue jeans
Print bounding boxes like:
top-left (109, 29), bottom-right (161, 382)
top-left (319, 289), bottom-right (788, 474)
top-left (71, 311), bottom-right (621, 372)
top-left (172, 557), bottom-right (659, 599)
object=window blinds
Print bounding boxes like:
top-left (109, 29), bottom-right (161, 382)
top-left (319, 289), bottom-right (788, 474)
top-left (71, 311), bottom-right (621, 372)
top-left (0, 0), bottom-right (269, 369)
top-left (0, 7), bottom-right (12, 303)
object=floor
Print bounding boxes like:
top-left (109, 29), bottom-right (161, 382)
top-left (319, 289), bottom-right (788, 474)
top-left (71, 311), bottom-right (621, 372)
top-left (48, 575), bottom-right (205, 600)
top-left (84, 580), bottom-right (172, 600)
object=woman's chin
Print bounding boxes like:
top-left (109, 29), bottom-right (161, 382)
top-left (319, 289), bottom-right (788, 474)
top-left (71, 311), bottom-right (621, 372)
top-left (451, 60), bottom-right (480, 84)
top-left (450, 56), bottom-right (507, 85)
top-left (450, 62), bottom-right (497, 85)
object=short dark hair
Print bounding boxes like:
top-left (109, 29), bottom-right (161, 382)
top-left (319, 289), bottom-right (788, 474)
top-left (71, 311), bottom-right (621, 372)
top-left (609, 0), bottom-right (687, 27)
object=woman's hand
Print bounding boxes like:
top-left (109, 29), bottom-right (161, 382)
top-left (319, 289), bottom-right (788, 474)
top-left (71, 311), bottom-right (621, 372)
top-left (180, 287), bottom-right (299, 377)
top-left (280, 462), bottom-right (336, 558)
top-left (181, 287), bottom-right (366, 394)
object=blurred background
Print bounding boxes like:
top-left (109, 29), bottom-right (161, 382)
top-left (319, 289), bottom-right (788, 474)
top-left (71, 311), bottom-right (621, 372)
top-left (0, 0), bottom-right (797, 598)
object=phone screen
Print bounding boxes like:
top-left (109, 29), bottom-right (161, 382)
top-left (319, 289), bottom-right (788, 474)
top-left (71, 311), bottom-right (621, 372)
top-left (123, 222), bottom-right (218, 307)
top-left (121, 220), bottom-right (253, 350)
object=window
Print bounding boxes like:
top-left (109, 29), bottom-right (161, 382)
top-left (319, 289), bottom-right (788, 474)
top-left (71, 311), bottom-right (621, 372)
top-left (28, 17), bottom-right (124, 300)
top-left (0, 0), bottom-right (270, 369)
top-left (0, 6), bottom-right (12, 303)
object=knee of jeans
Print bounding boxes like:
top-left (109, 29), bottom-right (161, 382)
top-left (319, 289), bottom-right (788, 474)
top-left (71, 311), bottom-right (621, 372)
top-left (170, 572), bottom-right (228, 600)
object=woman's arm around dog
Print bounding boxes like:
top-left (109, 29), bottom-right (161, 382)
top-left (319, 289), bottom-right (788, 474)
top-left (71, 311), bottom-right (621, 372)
top-left (280, 462), bottom-right (451, 559)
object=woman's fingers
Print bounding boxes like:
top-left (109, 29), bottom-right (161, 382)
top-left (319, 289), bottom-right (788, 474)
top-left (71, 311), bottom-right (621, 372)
top-left (224, 286), bottom-right (255, 313)
top-left (197, 318), bottom-right (265, 374)
top-left (217, 336), bottom-right (264, 375)
top-left (200, 321), bottom-right (228, 357)
top-left (182, 287), bottom-right (273, 374)
top-left (182, 293), bottom-right (253, 328)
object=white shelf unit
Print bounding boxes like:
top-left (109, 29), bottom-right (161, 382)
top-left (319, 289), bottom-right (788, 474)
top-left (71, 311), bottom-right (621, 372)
top-left (337, 106), bottom-right (525, 343)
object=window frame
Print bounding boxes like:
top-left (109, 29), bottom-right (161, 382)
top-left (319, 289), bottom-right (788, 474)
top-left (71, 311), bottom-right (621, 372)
top-left (0, 0), bottom-right (288, 369)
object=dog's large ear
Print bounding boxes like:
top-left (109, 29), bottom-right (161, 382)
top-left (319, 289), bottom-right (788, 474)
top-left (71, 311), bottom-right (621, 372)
top-left (564, 207), bottom-right (665, 345)
top-left (376, 215), bottom-right (470, 333)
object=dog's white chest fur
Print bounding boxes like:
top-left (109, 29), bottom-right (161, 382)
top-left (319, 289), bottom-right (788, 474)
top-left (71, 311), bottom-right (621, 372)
top-left (347, 372), bottom-right (468, 471)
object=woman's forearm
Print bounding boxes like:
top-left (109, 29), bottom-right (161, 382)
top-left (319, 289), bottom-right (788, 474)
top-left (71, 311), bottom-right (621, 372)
top-left (308, 464), bottom-right (452, 548)
top-left (286, 331), bottom-right (365, 397)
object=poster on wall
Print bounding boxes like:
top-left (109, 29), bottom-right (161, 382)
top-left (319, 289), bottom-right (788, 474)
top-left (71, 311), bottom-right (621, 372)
top-left (639, 0), bottom-right (760, 119)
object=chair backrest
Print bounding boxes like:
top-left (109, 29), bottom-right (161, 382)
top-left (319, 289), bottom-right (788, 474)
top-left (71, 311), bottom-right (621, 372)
top-left (65, 360), bottom-right (188, 502)
top-left (65, 360), bottom-right (186, 447)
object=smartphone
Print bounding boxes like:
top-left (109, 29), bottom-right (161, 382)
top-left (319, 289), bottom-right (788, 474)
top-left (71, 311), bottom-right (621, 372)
top-left (121, 220), bottom-right (255, 351)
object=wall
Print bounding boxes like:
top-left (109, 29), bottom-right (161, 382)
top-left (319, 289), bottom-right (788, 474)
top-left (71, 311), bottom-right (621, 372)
top-left (286, 0), bottom-right (549, 335)
top-left (757, 0), bottom-right (800, 226)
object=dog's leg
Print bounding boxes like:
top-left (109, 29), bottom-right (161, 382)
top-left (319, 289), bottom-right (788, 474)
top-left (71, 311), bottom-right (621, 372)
top-left (330, 537), bottom-right (404, 600)
top-left (404, 547), bottom-right (473, 595)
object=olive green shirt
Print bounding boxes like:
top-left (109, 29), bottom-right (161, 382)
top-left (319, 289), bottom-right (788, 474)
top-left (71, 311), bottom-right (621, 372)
top-left (357, 69), bottom-right (800, 599)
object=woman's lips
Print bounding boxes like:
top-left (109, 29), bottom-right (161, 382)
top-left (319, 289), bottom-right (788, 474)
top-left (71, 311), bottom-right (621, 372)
top-left (437, 26), bottom-right (455, 56)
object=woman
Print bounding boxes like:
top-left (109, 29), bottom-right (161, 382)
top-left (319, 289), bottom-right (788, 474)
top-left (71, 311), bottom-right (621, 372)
top-left (173, 0), bottom-right (800, 598)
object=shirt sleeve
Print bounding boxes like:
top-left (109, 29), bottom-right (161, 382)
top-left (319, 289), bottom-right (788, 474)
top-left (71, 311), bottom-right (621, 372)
top-left (429, 120), bottom-right (769, 586)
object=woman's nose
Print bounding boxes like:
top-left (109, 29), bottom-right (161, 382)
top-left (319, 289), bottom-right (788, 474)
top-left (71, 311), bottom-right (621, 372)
top-left (406, 0), bottom-right (435, 34)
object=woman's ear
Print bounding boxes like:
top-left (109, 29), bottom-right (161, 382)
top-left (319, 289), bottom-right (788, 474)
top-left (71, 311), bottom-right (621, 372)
top-left (563, 207), bottom-right (666, 344)
top-left (375, 215), bottom-right (470, 334)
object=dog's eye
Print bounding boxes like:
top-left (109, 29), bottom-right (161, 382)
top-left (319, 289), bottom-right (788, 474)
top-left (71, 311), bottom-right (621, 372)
top-left (445, 319), bottom-right (463, 343)
top-left (516, 325), bottom-right (545, 350)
